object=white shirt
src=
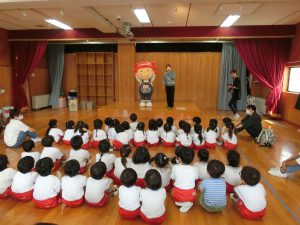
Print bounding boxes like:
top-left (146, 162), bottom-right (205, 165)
top-left (118, 185), bottom-right (141, 211)
top-left (146, 130), bottom-right (159, 144)
top-left (176, 133), bottom-right (192, 146)
top-left (155, 167), bottom-right (171, 188)
top-left (75, 131), bottom-right (90, 144)
top-left (235, 183), bottom-right (266, 212)
top-left (193, 162), bottom-right (209, 180)
top-left (104, 125), bottom-right (109, 134)
top-left (68, 149), bottom-right (90, 167)
top-left (222, 132), bottom-right (237, 145)
top-left (222, 166), bottom-right (242, 186)
top-left (4, 119), bottom-right (29, 147)
top-left (48, 128), bottom-right (64, 143)
top-left (114, 157), bottom-right (132, 179)
top-left (125, 129), bottom-right (134, 140)
top-left (108, 128), bottom-right (117, 140)
top-left (192, 133), bottom-right (205, 146)
top-left (133, 130), bottom-right (146, 142)
top-left (93, 129), bottom-right (107, 142)
top-left (140, 188), bottom-right (166, 218)
top-left (0, 168), bottom-right (17, 193)
top-left (130, 122), bottom-right (139, 131)
top-left (40, 147), bottom-right (63, 162)
top-left (176, 129), bottom-right (184, 137)
top-left (116, 132), bottom-right (129, 144)
top-left (204, 130), bottom-right (218, 144)
top-left (33, 175), bottom-right (60, 200)
top-left (85, 177), bottom-right (112, 203)
top-left (63, 129), bottom-right (75, 142)
top-left (61, 175), bottom-right (87, 201)
top-left (171, 125), bottom-right (177, 133)
top-left (171, 164), bottom-right (198, 189)
top-left (21, 152), bottom-right (40, 165)
top-left (130, 163), bottom-right (151, 179)
top-left (161, 131), bottom-right (175, 143)
top-left (11, 171), bottom-right (37, 193)
top-left (157, 126), bottom-right (164, 137)
top-left (96, 153), bottom-right (116, 172)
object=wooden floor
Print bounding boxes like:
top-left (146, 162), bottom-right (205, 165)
top-left (0, 101), bottom-right (299, 225)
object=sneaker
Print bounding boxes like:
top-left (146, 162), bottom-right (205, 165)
top-left (268, 167), bottom-right (288, 178)
top-left (179, 204), bottom-right (193, 213)
top-left (31, 137), bottom-right (42, 143)
top-left (233, 113), bottom-right (240, 120)
top-left (230, 193), bottom-right (238, 203)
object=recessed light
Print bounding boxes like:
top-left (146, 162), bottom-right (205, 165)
top-left (133, 9), bottom-right (150, 23)
top-left (220, 15), bottom-right (240, 27)
top-left (45, 19), bottom-right (73, 30)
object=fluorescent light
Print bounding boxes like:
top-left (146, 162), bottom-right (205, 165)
top-left (45, 19), bottom-right (73, 30)
top-left (220, 15), bottom-right (240, 27)
top-left (134, 9), bottom-right (150, 23)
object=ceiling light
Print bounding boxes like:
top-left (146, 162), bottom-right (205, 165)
top-left (45, 19), bottom-right (72, 30)
top-left (220, 15), bottom-right (240, 27)
top-left (133, 9), bottom-right (150, 23)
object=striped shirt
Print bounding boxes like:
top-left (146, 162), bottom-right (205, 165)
top-left (199, 178), bottom-right (226, 207)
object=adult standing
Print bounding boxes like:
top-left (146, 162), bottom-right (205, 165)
top-left (228, 69), bottom-right (241, 120)
top-left (4, 108), bottom-right (41, 148)
top-left (163, 64), bottom-right (176, 108)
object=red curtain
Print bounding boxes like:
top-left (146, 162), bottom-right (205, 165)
top-left (10, 41), bottom-right (48, 108)
top-left (235, 39), bottom-right (290, 114)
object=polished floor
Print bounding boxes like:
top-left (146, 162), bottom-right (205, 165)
top-left (0, 101), bottom-right (299, 225)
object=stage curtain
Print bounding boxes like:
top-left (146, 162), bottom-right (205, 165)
top-left (235, 39), bottom-right (290, 114)
top-left (217, 42), bottom-right (247, 111)
top-left (47, 44), bottom-right (65, 107)
top-left (10, 41), bottom-right (48, 109)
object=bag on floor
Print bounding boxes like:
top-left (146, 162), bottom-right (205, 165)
top-left (247, 95), bottom-right (256, 106)
top-left (256, 129), bottom-right (276, 147)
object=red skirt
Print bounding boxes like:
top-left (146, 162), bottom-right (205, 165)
top-left (162, 142), bottom-right (175, 147)
top-left (10, 189), bottom-right (33, 202)
top-left (133, 140), bottom-right (145, 147)
top-left (147, 141), bottom-right (160, 147)
top-left (79, 164), bottom-right (89, 174)
top-left (62, 197), bottom-right (84, 207)
top-left (111, 172), bottom-right (122, 185)
top-left (192, 143), bottom-right (206, 150)
top-left (0, 187), bottom-right (11, 199)
top-left (164, 182), bottom-right (172, 192)
top-left (85, 192), bottom-right (109, 207)
top-left (52, 159), bottom-right (61, 171)
top-left (140, 211), bottom-right (166, 225)
top-left (172, 187), bottom-right (196, 203)
top-left (135, 178), bottom-right (146, 188)
top-left (106, 169), bottom-right (114, 179)
top-left (223, 142), bottom-right (237, 150)
top-left (33, 195), bottom-right (60, 209)
top-left (238, 199), bottom-right (266, 220)
top-left (226, 182), bottom-right (235, 193)
top-left (91, 140), bottom-right (100, 148)
top-left (82, 142), bottom-right (91, 150)
top-left (63, 140), bottom-right (70, 145)
top-left (119, 207), bottom-right (140, 220)
top-left (205, 142), bottom-right (217, 149)
top-left (113, 140), bottom-right (125, 150)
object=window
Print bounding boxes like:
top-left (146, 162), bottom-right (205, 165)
top-left (288, 67), bottom-right (300, 93)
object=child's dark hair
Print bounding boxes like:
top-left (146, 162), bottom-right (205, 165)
top-left (207, 160), bottom-right (225, 178)
top-left (65, 120), bottom-right (75, 130)
top-left (246, 105), bottom-right (256, 111)
top-left (93, 119), bottom-right (103, 130)
top-left (226, 122), bottom-right (235, 139)
top-left (227, 151), bottom-right (240, 167)
top-left (193, 116), bottom-right (201, 125)
top-left (145, 169), bottom-right (162, 190)
top-left (17, 156), bottom-right (34, 174)
top-left (183, 122), bottom-right (191, 137)
top-left (115, 124), bottom-right (125, 133)
top-left (179, 147), bottom-right (194, 164)
top-left (207, 119), bottom-right (218, 133)
top-left (166, 117), bottom-right (174, 126)
top-left (22, 140), bottom-right (35, 152)
top-left (151, 153), bottom-right (169, 168)
top-left (171, 146), bottom-right (183, 164)
top-left (9, 108), bottom-right (21, 119)
top-left (98, 140), bottom-right (111, 161)
top-left (46, 119), bottom-right (58, 136)
top-left (64, 160), bottom-right (80, 177)
top-left (241, 166), bottom-right (260, 186)
top-left (70, 135), bottom-right (83, 150)
top-left (132, 146), bottom-right (150, 164)
top-left (163, 123), bottom-right (171, 132)
top-left (120, 145), bottom-right (131, 168)
top-left (222, 117), bottom-right (232, 126)
top-left (74, 120), bottom-right (87, 136)
top-left (35, 157), bottom-right (53, 176)
top-left (0, 154), bottom-right (9, 171)
top-left (178, 120), bottom-right (186, 129)
top-left (104, 117), bottom-right (113, 127)
top-left (120, 168), bottom-right (137, 187)
top-left (130, 113), bottom-right (137, 122)
top-left (122, 121), bottom-right (130, 130)
top-left (156, 118), bottom-right (163, 128)
top-left (194, 124), bottom-right (204, 143)
top-left (111, 119), bottom-right (120, 128)
top-left (148, 119), bottom-right (158, 131)
top-left (198, 149), bottom-right (209, 162)
top-left (136, 122), bottom-right (145, 132)
top-left (41, 135), bottom-right (55, 147)
top-left (90, 161), bottom-right (107, 180)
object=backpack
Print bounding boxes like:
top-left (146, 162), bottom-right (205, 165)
top-left (256, 129), bottom-right (277, 147)
top-left (247, 95), bottom-right (256, 106)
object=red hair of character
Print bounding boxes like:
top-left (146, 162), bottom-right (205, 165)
top-left (134, 61), bottom-right (158, 77)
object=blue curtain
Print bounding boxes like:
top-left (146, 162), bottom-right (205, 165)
top-left (47, 44), bottom-right (64, 107)
top-left (217, 42), bottom-right (247, 111)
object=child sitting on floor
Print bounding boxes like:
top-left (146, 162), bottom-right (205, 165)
top-left (122, 121), bottom-right (134, 144)
top-left (146, 119), bottom-right (160, 147)
top-left (40, 136), bottom-right (63, 171)
top-left (63, 120), bottom-right (75, 145)
top-left (61, 160), bottom-right (87, 207)
top-left (205, 119), bottom-right (219, 149)
top-left (21, 140), bottom-right (40, 166)
top-left (176, 120), bottom-right (186, 136)
top-left (192, 125), bottom-right (206, 150)
top-left (193, 149), bottom-right (210, 181)
top-left (33, 157), bottom-right (60, 209)
top-left (74, 121), bottom-right (92, 149)
top-left (108, 119), bottom-right (120, 141)
top-left (104, 117), bottom-right (113, 134)
top-left (151, 153), bottom-right (172, 191)
top-left (46, 119), bottom-right (64, 143)
top-left (113, 124), bottom-right (129, 150)
top-left (133, 122), bottom-right (146, 147)
top-left (161, 123), bottom-right (176, 147)
top-left (166, 117), bottom-right (177, 133)
top-left (92, 119), bottom-right (107, 148)
top-left (191, 116), bottom-right (202, 134)
top-left (221, 122), bottom-right (238, 150)
top-left (140, 169), bottom-right (167, 225)
top-left (113, 145), bottom-right (132, 185)
top-left (156, 118), bottom-right (164, 137)
top-left (96, 140), bottom-right (116, 178)
top-left (0, 154), bottom-right (16, 198)
top-left (176, 122), bottom-right (192, 147)
top-left (130, 113), bottom-right (139, 131)
top-left (221, 117), bottom-right (232, 135)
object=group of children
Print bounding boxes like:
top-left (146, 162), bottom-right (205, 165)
top-left (0, 113), bottom-right (266, 224)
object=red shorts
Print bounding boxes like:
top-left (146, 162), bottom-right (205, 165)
top-left (113, 140), bottom-right (124, 150)
top-left (192, 143), bottom-right (206, 150)
top-left (82, 142), bottom-right (91, 150)
top-left (62, 197), bottom-right (84, 207)
top-left (111, 172), bottom-right (122, 185)
top-left (106, 169), bottom-right (114, 179)
top-left (164, 182), bottom-right (172, 192)
top-left (91, 140), bottom-right (100, 148)
top-left (238, 199), bottom-right (266, 220)
top-left (205, 142), bottom-right (217, 149)
top-left (162, 142), bottom-right (175, 147)
top-left (52, 159), bottom-right (61, 171)
top-left (85, 192), bottom-right (109, 207)
top-left (33, 195), bottom-right (60, 209)
top-left (172, 187), bottom-right (196, 203)
top-left (10, 189), bottom-right (33, 202)
top-left (135, 178), bottom-right (146, 188)
top-left (0, 187), bottom-right (11, 199)
top-left (223, 142), bottom-right (237, 150)
top-left (63, 140), bottom-right (70, 145)
top-left (133, 140), bottom-right (145, 147)
top-left (226, 182), bottom-right (234, 193)
top-left (119, 207), bottom-right (140, 219)
top-left (147, 141), bottom-right (160, 147)
top-left (140, 211), bottom-right (166, 225)
top-left (79, 164), bottom-right (88, 174)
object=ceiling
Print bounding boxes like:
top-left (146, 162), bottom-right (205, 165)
top-left (0, 0), bottom-right (300, 33)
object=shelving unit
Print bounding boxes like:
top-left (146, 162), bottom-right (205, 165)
top-left (76, 52), bottom-right (115, 106)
